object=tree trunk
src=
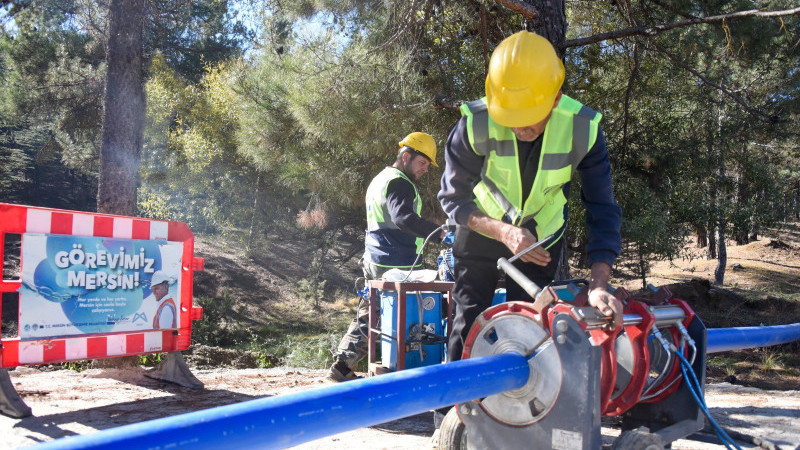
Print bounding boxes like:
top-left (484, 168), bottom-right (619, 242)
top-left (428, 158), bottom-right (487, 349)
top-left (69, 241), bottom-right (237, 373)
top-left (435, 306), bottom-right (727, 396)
top-left (93, 0), bottom-right (144, 369)
top-left (733, 173), bottom-right (749, 245)
top-left (555, 239), bottom-right (569, 280)
top-left (97, 0), bottom-right (145, 215)
top-left (530, 0), bottom-right (570, 281)
top-left (638, 243), bottom-right (647, 290)
top-left (525, 0), bottom-right (567, 57)
top-left (707, 221), bottom-right (717, 259)
top-left (696, 227), bottom-right (707, 248)
top-left (749, 225), bottom-right (758, 242)
top-left (713, 103), bottom-right (727, 285)
top-left (248, 175), bottom-right (261, 251)
top-left (714, 226), bottom-right (727, 285)
top-left (707, 132), bottom-right (717, 260)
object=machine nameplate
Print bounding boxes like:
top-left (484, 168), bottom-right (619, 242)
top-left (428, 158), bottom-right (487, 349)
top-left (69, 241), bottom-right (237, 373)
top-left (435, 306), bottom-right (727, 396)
top-left (551, 428), bottom-right (582, 450)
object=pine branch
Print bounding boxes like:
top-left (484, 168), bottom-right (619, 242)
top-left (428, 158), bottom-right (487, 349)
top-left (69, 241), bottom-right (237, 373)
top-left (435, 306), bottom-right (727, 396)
top-left (648, 40), bottom-right (780, 123)
top-left (481, 0), bottom-right (489, 78)
top-left (621, 40), bottom-right (640, 162)
top-left (433, 94), bottom-right (463, 113)
top-left (494, 0), bottom-right (540, 21)
top-left (562, 6), bottom-right (800, 49)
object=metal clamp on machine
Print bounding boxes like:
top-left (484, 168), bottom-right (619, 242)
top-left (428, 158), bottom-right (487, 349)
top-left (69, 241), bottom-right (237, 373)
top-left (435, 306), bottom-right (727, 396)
top-left (442, 248), bottom-right (707, 450)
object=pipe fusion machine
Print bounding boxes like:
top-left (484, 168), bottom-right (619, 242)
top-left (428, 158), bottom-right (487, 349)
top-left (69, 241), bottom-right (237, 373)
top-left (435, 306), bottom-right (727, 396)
top-left (446, 256), bottom-right (709, 450)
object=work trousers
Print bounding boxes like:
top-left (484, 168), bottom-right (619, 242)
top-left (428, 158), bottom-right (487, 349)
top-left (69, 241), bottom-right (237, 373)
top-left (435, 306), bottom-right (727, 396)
top-left (447, 236), bottom-right (562, 362)
top-left (333, 261), bottom-right (392, 370)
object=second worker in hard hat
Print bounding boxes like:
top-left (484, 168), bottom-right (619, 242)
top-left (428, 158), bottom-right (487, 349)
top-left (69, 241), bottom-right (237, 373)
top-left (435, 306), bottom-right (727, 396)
top-left (438, 31), bottom-right (623, 362)
top-left (329, 132), bottom-right (443, 381)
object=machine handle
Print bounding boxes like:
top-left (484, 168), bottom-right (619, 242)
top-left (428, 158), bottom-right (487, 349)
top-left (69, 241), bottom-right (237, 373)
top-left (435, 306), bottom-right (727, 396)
top-left (497, 257), bottom-right (542, 299)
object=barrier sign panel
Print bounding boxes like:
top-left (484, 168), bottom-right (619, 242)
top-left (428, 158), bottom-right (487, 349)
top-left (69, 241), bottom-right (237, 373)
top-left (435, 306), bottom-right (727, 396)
top-left (19, 234), bottom-right (183, 339)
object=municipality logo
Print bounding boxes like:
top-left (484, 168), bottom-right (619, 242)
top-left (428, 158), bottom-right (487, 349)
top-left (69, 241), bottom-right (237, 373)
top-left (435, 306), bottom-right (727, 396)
top-left (132, 312), bottom-right (147, 323)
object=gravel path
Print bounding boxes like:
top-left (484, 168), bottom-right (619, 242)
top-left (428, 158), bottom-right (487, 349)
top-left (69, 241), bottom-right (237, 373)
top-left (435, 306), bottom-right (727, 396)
top-left (1, 366), bottom-right (798, 449)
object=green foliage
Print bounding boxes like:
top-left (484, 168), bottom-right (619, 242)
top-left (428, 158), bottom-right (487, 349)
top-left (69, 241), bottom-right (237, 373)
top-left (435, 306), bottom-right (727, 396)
top-left (137, 353), bottom-right (164, 366)
top-left (292, 275), bottom-right (327, 309)
top-left (761, 350), bottom-right (782, 372)
top-left (0, 0), bottom-right (251, 211)
top-left (616, 177), bottom-right (688, 287)
top-left (140, 54), bottom-right (268, 231)
top-left (562, 0), bottom-right (800, 281)
top-left (2, 0), bottom-right (799, 312)
top-left (192, 293), bottom-right (255, 347)
top-left (274, 332), bottom-right (341, 369)
top-left (60, 360), bottom-right (91, 372)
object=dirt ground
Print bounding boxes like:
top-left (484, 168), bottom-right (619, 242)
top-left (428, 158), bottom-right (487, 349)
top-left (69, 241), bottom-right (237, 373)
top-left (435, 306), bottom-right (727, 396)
top-left (614, 223), bottom-right (800, 296)
top-left (2, 365), bottom-right (799, 449)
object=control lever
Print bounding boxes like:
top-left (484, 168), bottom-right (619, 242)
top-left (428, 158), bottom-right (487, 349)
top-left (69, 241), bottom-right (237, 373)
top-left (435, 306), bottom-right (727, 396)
top-left (497, 257), bottom-right (543, 299)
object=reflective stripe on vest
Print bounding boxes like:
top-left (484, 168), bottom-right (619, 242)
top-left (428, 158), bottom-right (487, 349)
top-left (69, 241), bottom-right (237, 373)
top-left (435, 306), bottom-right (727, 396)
top-left (365, 167), bottom-right (424, 254)
top-left (460, 95), bottom-right (601, 245)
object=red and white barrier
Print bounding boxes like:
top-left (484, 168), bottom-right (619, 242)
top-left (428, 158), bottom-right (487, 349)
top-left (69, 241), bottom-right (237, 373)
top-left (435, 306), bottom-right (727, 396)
top-left (0, 203), bottom-right (204, 368)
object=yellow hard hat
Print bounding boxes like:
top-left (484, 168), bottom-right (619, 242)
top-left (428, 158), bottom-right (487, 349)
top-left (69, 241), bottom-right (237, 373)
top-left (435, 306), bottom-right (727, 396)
top-left (398, 132), bottom-right (438, 167)
top-left (485, 31), bottom-right (565, 128)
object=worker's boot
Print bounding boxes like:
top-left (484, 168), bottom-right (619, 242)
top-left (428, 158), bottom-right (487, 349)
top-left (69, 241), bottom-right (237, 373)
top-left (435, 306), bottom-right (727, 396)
top-left (328, 361), bottom-right (360, 382)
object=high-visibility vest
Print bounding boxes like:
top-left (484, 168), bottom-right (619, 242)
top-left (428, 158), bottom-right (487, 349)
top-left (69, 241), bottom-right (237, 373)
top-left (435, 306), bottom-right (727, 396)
top-left (365, 167), bottom-right (424, 258)
top-left (153, 297), bottom-right (177, 329)
top-left (460, 94), bottom-right (601, 246)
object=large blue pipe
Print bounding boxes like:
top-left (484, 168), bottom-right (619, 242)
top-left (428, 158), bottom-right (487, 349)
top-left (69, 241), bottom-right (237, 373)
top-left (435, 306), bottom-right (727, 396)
top-left (37, 353), bottom-right (530, 450)
top-left (706, 323), bottom-right (800, 353)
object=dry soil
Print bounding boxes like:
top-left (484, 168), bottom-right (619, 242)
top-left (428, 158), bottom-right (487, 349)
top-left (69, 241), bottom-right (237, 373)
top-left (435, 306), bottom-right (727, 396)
top-left (2, 366), bottom-right (799, 449)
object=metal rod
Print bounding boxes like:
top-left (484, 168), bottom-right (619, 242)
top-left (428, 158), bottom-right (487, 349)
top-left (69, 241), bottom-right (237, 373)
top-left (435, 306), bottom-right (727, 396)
top-left (621, 306), bottom-right (687, 327)
top-left (497, 257), bottom-right (542, 299)
top-left (38, 353), bottom-right (531, 450)
top-left (706, 323), bottom-right (800, 353)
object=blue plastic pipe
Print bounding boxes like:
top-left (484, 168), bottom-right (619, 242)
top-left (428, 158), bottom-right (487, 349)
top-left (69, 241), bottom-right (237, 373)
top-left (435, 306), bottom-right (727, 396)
top-left (37, 353), bottom-right (530, 450)
top-left (707, 323), bottom-right (800, 353)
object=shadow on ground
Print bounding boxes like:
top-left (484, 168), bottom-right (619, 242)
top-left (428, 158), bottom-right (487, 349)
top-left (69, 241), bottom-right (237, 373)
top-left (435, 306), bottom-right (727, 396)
top-left (12, 388), bottom-right (263, 443)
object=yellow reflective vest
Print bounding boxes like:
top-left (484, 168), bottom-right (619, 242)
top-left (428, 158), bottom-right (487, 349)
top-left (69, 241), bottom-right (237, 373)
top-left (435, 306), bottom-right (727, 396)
top-left (365, 167), bottom-right (423, 265)
top-left (459, 95), bottom-right (602, 246)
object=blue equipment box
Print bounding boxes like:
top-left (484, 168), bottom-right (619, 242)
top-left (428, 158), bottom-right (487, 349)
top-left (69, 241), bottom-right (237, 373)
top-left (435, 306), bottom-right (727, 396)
top-left (492, 288), bottom-right (507, 305)
top-left (380, 291), bottom-right (444, 370)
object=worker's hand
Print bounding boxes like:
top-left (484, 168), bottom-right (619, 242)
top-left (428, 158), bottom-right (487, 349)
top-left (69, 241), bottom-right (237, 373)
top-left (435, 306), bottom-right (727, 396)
top-left (588, 288), bottom-right (623, 330)
top-left (587, 261), bottom-right (621, 330)
top-left (501, 226), bottom-right (551, 266)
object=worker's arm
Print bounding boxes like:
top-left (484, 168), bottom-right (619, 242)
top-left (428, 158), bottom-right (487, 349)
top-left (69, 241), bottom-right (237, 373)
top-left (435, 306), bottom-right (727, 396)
top-left (576, 128), bottom-right (622, 270)
top-left (577, 128), bottom-right (623, 328)
top-left (385, 177), bottom-right (441, 241)
top-left (465, 210), bottom-right (551, 266)
top-left (440, 115), bottom-right (551, 264)
top-left (438, 117), bottom-right (481, 225)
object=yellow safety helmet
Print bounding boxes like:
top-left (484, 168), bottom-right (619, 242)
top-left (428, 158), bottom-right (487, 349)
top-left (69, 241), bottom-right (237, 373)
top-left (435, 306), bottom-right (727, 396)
top-left (485, 31), bottom-right (565, 128)
top-left (398, 132), bottom-right (438, 167)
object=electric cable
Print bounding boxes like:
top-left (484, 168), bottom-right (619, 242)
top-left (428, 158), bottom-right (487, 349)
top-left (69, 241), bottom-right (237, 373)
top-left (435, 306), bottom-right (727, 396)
top-left (641, 328), bottom-right (681, 400)
top-left (674, 350), bottom-right (743, 450)
top-left (398, 225), bottom-right (447, 282)
top-left (352, 276), bottom-right (373, 341)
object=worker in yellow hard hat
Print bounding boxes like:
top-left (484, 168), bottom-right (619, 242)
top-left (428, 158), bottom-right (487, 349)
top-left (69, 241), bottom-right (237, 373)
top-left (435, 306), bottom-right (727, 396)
top-left (329, 131), bottom-right (444, 381)
top-left (438, 31), bottom-right (623, 362)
